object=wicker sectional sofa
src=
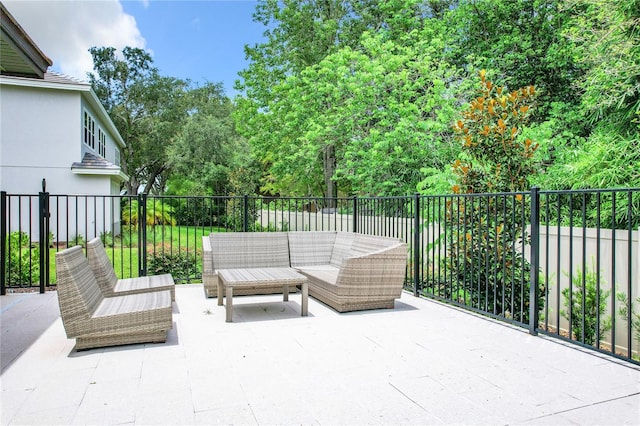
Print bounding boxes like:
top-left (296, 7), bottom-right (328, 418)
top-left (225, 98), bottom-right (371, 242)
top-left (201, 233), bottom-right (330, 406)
top-left (202, 231), bottom-right (408, 312)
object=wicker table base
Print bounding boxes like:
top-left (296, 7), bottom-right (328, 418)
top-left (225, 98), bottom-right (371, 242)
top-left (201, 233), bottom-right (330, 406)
top-left (217, 268), bottom-right (309, 322)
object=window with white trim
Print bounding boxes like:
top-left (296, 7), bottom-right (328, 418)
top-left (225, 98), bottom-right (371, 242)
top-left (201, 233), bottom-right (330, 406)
top-left (115, 148), bottom-right (121, 166)
top-left (83, 111), bottom-right (95, 149)
top-left (98, 128), bottom-right (106, 157)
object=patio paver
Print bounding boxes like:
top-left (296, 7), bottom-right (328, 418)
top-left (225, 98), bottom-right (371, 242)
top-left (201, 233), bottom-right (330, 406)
top-left (1, 284), bottom-right (639, 425)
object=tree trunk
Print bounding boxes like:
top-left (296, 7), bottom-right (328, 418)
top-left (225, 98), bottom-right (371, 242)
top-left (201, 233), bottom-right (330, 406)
top-left (144, 165), bottom-right (165, 195)
top-left (323, 144), bottom-right (336, 208)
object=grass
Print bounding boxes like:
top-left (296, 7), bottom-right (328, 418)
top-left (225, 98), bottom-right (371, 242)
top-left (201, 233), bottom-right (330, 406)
top-left (35, 225), bottom-right (226, 285)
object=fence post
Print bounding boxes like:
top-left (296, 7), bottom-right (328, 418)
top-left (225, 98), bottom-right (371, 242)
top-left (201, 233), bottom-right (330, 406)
top-left (138, 193), bottom-right (147, 276)
top-left (413, 193), bottom-right (420, 297)
top-left (529, 187), bottom-right (540, 335)
top-left (352, 196), bottom-right (358, 233)
top-left (243, 195), bottom-right (249, 232)
top-left (1, 191), bottom-right (6, 295)
top-left (38, 180), bottom-right (50, 293)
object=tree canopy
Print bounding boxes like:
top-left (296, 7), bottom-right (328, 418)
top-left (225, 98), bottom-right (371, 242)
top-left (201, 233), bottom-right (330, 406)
top-left (88, 47), bottom-right (249, 196)
top-left (91, 0), bottom-right (639, 197)
top-left (236, 0), bottom-right (639, 196)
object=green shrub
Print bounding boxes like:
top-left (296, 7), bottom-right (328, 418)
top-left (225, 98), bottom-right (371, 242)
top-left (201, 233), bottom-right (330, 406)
top-left (69, 234), bottom-right (85, 247)
top-left (616, 293), bottom-right (640, 356)
top-left (5, 231), bottom-right (40, 285)
top-left (100, 231), bottom-right (114, 247)
top-left (147, 248), bottom-right (197, 283)
top-left (561, 264), bottom-right (612, 345)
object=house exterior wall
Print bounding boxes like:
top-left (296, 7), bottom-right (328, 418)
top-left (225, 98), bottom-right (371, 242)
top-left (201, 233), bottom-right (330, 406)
top-left (1, 82), bottom-right (126, 241)
top-left (0, 84), bottom-right (79, 194)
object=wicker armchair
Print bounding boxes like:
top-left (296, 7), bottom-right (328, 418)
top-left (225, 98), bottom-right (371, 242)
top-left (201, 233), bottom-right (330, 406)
top-left (55, 245), bottom-right (173, 350)
top-left (86, 238), bottom-right (175, 301)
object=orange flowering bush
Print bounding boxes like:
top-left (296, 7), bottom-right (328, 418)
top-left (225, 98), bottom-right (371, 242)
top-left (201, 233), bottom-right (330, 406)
top-left (436, 71), bottom-right (542, 323)
top-left (452, 69), bottom-right (538, 194)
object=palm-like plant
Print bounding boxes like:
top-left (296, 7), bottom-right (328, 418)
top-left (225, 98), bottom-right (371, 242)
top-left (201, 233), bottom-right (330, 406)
top-left (122, 199), bottom-right (176, 227)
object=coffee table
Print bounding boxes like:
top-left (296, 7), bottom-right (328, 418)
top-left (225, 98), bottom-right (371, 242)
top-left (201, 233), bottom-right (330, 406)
top-left (217, 267), bottom-right (309, 322)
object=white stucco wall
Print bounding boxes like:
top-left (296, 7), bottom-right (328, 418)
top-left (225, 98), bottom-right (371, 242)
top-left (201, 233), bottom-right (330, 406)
top-left (0, 84), bottom-right (79, 193)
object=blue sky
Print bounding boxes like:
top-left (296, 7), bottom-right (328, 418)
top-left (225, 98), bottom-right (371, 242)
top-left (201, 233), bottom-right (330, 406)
top-left (121, 1), bottom-right (266, 96)
top-left (4, 0), bottom-right (266, 98)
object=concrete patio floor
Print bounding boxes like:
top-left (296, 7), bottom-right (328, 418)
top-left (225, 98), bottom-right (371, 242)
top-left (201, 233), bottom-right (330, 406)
top-left (1, 284), bottom-right (639, 425)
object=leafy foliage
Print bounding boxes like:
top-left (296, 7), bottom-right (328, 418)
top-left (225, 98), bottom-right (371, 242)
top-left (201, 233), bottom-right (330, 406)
top-left (121, 199), bottom-right (176, 227)
top-left (147, 246), bottom-right (197, 283)
top-left (5, 232), bottom-right (39, 285)
top-left (446, 0), bottom-right (584, 120)
top-left (617, 293), bottom-right (640, 353)
top-left (89, 47), bottom-right (246, 196)
top-left (167, 83), bottom-right (250, 196)
top-left (451, 70), bottom-right (538, 193)
top-left (238, 25), bottom-right (459, 196)
top-left (87, 0), bottom-right (637, 201)
top-left (564, 0), bottom-right (640, 131)
top-left (439, 72), bottom-right (540, 322)
top-left (88, 47), bottom-right (189, 195)
top-left (561, 265), bottom-right (612, 346)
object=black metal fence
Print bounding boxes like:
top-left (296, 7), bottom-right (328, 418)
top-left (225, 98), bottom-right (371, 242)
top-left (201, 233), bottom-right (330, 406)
top-left (1, 188), bottom-right (638, 364)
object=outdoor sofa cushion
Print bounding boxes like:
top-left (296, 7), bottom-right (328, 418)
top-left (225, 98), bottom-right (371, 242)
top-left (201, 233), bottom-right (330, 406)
top-left (86, 237), bottom-right (175, 301)
top-left (202, 232), bottom-right (292, 297)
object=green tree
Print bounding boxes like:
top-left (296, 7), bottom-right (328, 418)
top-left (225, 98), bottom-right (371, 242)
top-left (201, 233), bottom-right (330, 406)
top-left (239, 14), bottom-right (460, 196)
top-left (564, 0), bottom-right (640, 131)
top-left (446, 0), bottom-right (584, 122)
top-left (88, 47), bottom-right (189, 195)
top-left (235, 0), bottom-right (437, 197)
top-left (167, 83), bottom-right (250, 195)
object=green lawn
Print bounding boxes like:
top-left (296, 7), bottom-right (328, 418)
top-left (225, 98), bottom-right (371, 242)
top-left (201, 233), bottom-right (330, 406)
top-left (43, 225), bottom-right (226, 284)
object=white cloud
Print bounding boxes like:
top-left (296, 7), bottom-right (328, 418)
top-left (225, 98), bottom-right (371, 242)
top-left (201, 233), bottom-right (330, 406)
top-left (3, 0), bottom-right (146, 81)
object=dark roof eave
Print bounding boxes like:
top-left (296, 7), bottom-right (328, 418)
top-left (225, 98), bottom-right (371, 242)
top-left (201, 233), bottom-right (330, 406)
top-left (0, 4), bottom-right (52, 78)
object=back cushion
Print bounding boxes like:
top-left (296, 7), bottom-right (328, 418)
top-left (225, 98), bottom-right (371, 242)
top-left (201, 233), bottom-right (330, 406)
top-left (351, 233), bottom-right (399, 257)
top-left (288, 231), bottom-right (336, 267)
top-left (209, 232), bottom-right (290, 269)
top-left (56, 245), bottom-right (103, 319)
top-left (86, 237), bottom-right (118, 295)
top-left (329, 232), bottom-right (355, 267)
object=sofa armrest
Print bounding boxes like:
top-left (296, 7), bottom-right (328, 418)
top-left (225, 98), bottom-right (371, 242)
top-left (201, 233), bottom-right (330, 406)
top-left (202, 235), bottom-right (213, 275)
top-left (202, 235), bottom-right (218, 297)
top-left (336, 243), bottom-right (408, 297)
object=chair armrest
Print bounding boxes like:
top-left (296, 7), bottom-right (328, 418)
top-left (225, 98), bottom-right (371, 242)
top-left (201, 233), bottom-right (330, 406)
top-left (202, 235), bottom-right (213, 275)
top-left (336, 243), bottom-right (408, 297)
